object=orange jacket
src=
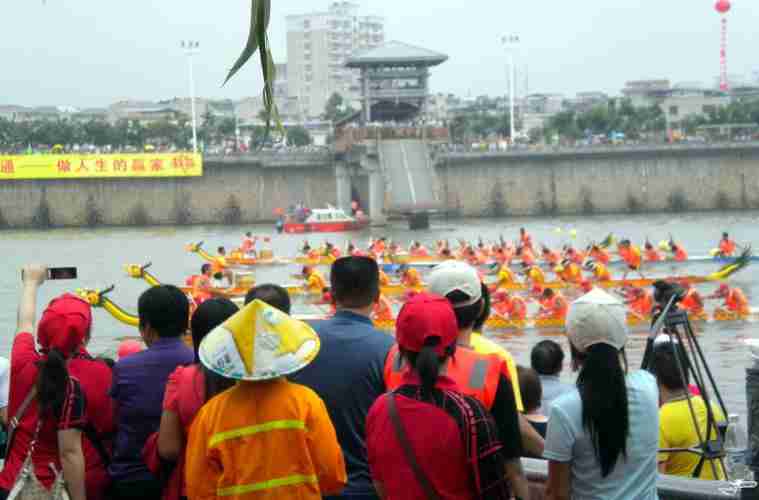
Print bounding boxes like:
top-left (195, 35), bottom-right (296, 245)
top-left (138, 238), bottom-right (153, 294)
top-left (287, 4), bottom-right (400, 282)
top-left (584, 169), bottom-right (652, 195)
top-left (620, 246), bottom-right (642, 269)
top-left (494, 296), bottom-right (527, 320)
top-left (630, 292), bottom-right (654, 316)
top-left (185, 379), bottom-right (347, 500)
top-left (680, 289), bottom-right (704, 314)
top-left (521, 248), bottom-right (536, 266)
top-left (559, 263), bottom-right (583, 284)
top-left (673, 246), bottom-right (688, 262)
top-left (719, 239), bottom-right (737, 256)
top-left (384, 345), bottom-right (504, 410)
top-left (543, 250), bottom-right (561, 266)
top-left (590, 248), bottom-right (611, 265)
top-left (402, 268), bottom-right (423, 288)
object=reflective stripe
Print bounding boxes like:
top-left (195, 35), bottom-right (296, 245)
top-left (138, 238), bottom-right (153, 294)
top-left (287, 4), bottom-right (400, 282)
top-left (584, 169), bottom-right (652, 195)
top-left (469, 360), bottom-right (488, 390)
top-left (218, 474), bottom-right (318, 496)
top-left (209, 420), bottom-right (306, 448)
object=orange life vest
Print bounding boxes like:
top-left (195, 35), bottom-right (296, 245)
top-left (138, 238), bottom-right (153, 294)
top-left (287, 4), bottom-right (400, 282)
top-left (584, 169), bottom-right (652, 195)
top-left (680, 289), bottom-right (704, 314)
top-left (379, 270), bottom-right (391, 287)
top-left (549, 294), bottom-right (569, 319)
top-left (719, 239), bottom-right (737, 257)
top-left (521, 233), bottom-right (533, 250)
top-left (673, 246), bottom-right (688, 262)
top-left (402, 268), bottom-right (422, 288)
top-left (543, 250), bottom-right (561, 266)
top-left (568, 250), bottom-right (585, 266)
top-left (383, 344), bottom-right (504, 410)
top-left (630, 292), bottom-right (653, 316)
top-left (593, 264), bottom-right (612, 281)
top-left (559, 263), bottom-right (583, 284)
top-left (210, 257), bottom-right (226, 275)
top-left (527, 266), bottom-right (546, 284)
top-left (620, 246), bottom-right (642, 269)
top-left (495, 295), bottom-right (527, 320)
top-left (726, 288), bottom-right (749, 314)
top-left (410, 246), bottom-right (429, 257)
top-left (590, 248), bottom-right (610, 265)
top-left (521, 248), bottom-right (536, 266)
top-left (373, 295), bottom-right (394, 321)
top-left (644, 248), bottom-right (662, 262)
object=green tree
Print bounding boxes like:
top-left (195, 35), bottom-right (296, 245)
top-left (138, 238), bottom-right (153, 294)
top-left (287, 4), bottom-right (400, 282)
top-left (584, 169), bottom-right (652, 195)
top-left (322, 92), bottom-right (355, 123)
top-left (286, 126), bottom-right (312, 146)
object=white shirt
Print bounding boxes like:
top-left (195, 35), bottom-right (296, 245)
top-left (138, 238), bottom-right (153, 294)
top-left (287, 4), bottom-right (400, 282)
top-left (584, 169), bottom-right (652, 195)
top-left (0, 357), bottom-right (9, 408)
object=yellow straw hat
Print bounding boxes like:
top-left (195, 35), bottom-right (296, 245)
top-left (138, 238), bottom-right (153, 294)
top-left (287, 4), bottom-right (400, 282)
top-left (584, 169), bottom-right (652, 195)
top-left (198, 299), bottom-right (320, 381)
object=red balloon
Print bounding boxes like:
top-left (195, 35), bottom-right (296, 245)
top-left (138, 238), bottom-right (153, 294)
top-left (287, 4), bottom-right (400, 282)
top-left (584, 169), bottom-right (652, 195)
top-left (715, 0), bottom-right (731, 14)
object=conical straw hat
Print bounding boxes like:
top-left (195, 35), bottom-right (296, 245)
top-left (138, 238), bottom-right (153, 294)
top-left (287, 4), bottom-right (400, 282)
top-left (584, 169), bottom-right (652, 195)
top-left (198, 299), bottom-right (320, 381)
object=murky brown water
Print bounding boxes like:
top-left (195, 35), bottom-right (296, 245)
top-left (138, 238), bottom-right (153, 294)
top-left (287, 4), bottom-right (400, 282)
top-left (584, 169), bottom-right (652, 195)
top-left (1, 211), bottom-right (757, 420)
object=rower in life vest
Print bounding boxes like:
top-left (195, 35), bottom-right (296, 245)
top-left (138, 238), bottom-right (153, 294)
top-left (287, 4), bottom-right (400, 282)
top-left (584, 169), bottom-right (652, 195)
top-left (399, 265), bottom-right (423, 289)
top-left (579, 279), bottom-right (594, 295)
top-left (492, 290), bottom-right (527, 321)
top-left (670, 240), bottom-right (689, 262)
top-left (523, 262), bottom-right (546, 285)
top-left (710, 283), bottom-right (750, 316)
top-left (324, 242), bottom-right (342, 259)
top-left (537, 288), bottom-right (568, 320)
top-left (496, 264), bottom-right (516, 288)
top-left (618, 239), bottom-right (644, 278)
top-left (370, 237), bottom-right (387, 256)
top-left (541, 246), bottom-right (562, 267)
top-left (555, 259), bottom-right (583, 284)
top-left (517, 245), bottom-right (536, 267)
top-left (626, 287), bottom-right (654, 319)
top-left (678, 283), bottom-right (706, 317)
top-left (188, 264), bottom-right (214, 304)
top-left (564, 246), bottom-right (585, 266)
top-left (584, 260), bottom-right (611, 282)
top-left (718, 232), bottom-right (737, 257)
top-left (347, 242), bottom-right (367, 258)
top-left (644, 240), bottom-right (663, 262)
top-left (378, 268), bottom-right (391, 287)
top-left (372, 294), bottom-right (394, 322)
top-left (241, 232), bottom-right (257, 258)
top-left (408, 241), bottom-right (429, 257)
top-left (588, 244), bottom-right (611, 265)
top-left (520, 227), bottom-right (533, 251)
top-left (302, 266), bottom-right (326, 294)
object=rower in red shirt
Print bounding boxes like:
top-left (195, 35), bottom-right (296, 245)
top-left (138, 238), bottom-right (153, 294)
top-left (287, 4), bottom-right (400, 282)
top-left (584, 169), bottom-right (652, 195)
top-left (626, 287), bottom-right (653, 320)
top-left (670, 240), bottom-right (688, 262)
top-left (718, 232), bottom-right (737, 257)
top-left (519, 227), bottom-right (533, 251)
top-left (678, 282), bottom-right (706, 318)
top-left (537, 288), bottom-right (568, 320)
top-left (541, 246), bottom-right (562, 266)
top-left (709, 283), bottom-right (750, 316)
top-left (588, 244), bottom-right (611, 265)
top-left (492, 290), bottom-right (528, 321)
top-left (409, 241), bottom-right (429, 257)
top-left (644, 240), bottom-right (663, 262)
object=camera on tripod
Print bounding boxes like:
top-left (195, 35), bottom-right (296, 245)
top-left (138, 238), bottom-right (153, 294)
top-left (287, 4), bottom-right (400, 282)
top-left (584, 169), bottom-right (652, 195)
top-left (644, 280), bottom-right (730, 479)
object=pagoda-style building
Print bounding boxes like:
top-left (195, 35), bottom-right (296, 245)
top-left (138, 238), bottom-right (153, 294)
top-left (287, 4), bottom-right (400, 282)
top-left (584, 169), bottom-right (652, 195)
top-left (346, 41), bottom-right (448, 124)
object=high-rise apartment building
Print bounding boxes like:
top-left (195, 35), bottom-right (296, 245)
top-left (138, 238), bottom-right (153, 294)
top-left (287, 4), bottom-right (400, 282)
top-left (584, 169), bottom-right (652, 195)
top-left (286, 2), bottom-right (384, 119)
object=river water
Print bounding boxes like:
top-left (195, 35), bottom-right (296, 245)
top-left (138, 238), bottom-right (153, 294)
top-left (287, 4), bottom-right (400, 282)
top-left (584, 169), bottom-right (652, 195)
top-left (1, 211), bottom-right (757, 420)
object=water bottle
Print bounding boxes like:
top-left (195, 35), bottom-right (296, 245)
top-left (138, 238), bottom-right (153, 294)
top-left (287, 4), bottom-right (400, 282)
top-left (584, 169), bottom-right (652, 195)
top-left (724, 413), bottom-right (753, 481)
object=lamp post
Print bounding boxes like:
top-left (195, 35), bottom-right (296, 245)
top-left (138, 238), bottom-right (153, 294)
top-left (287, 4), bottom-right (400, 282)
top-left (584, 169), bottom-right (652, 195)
top-left (181, 40), bottom-right (200, 153)
top-left (501, 34), bottom-right (520, 142)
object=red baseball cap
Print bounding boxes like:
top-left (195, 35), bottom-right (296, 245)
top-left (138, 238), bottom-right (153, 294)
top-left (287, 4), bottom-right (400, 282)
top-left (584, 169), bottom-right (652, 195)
top-left (396, 293), bottom-right (458, 356)
top-left (37, 293), bottom-right (92, 357)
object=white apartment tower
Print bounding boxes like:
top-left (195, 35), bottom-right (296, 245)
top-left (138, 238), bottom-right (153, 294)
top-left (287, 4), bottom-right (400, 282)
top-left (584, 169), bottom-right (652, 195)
top-left (286, 2), bottom-right (384, 119)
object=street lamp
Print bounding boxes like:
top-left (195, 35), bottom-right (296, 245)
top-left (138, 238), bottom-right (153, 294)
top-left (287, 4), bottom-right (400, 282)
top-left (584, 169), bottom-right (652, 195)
top-left (501, 34), bottom-right (520, 142)
top-left (181, 40), bottom-right (200, 153)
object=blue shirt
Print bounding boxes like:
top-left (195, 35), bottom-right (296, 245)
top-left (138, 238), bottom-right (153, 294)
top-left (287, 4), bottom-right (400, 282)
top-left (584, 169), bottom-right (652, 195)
top-left (108, 337), bottom-right (194, 482)
top-left (544, 370), bottom-right (659, 500)
top-left (291, 311), bottom-right (394, 499)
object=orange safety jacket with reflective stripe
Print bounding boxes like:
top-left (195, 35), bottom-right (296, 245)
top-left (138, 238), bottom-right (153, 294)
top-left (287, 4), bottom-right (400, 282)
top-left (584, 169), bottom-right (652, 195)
top-left (185, 379), bottom-right (347, 500)
top-left (383, 344), bottom-right (504, 410)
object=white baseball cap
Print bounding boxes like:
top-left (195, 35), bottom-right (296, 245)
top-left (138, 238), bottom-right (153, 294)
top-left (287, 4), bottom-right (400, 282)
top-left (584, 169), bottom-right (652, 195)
top-left (566, 288), bottom-right (628, 352)
top-left (428, 261), bottom-right (482, 308)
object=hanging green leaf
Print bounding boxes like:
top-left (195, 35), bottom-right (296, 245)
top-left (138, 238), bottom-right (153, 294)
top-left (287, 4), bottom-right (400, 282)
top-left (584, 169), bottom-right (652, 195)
top-left (223, 0), bottom-right (270, 85)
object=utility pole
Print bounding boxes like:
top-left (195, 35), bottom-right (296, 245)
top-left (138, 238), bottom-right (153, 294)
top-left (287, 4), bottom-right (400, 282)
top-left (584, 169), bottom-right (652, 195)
top-left (181, 40), bottom-right (200, 153)
top-left (501, 34), bottom-right (520, 142)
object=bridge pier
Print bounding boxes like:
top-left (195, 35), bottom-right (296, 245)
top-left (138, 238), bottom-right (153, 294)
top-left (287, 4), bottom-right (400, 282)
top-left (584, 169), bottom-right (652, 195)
top-left (368, 168), bottom-right (387, 226)
top-left (335, 162), bottom-right (352, 214)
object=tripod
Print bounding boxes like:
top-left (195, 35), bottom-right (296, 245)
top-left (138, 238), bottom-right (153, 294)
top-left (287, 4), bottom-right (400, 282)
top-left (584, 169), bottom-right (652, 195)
top-left (641, 291), bottom-right (729, 479)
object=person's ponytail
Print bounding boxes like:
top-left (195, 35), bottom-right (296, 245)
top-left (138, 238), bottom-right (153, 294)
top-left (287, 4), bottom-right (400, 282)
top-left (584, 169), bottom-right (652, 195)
top-left (416, 338), bottom-right (443, 395)
top-left (576, 343), bottom-right (629, 477)
top-left (36, 348), bottom-right (69, 415)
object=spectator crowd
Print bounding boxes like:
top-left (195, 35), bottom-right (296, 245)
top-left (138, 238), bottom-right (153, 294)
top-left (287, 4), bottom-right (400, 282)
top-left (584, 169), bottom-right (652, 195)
top-left (0, 258), bottom-right (729, 500)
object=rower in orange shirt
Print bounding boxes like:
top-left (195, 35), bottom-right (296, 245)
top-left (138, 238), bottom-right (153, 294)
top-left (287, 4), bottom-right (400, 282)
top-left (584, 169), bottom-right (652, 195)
top-left (541, 246), bottom-right (562, 267)
top-left (522, 262), bottom-right (546, 286)
top-left (579, 279), bottom-right (594, 294)
top-left (718, 232), bottom-right (737, 257)
top-left (555, 259), bottom-right (583, 285)
top-left (301, 266), bottom-right (327, 294)
top-left (564, 246), bottom-right (585, 266)
top-left (618, 239), bottom-right (644, 279)
top-left (517, 245), bottom-right (536, 267)
top-left (496, 263), bottom-right (516, 289)
top-left (408, 241), bottom-right (429, 257)
top-left (644, 240), bottom-right (663, 262)
top-left (709, 283), bottom-right (750, 316)
top-left (399, 264), bottom-right (423, 289)
top-left (378, 268), bottom-right (391, 287)
top-left (372, 294), bottom-right (395, 322)
top-left (520, 227), bottom-right (533, 251)
top-left (537, 288), bottom-right (568, 320)
top-left (585, 260), bottom-right (612, 282)
top-left (626, 287), bottom-right (654, 320)
top-left (491, 290), bottom-right (527, 321)
top-left (670, 240), bottom-right (688, 262)
top-left (188, 264), bottom-right (214, 304)
top-left (678, 282), bottom-right (706, 318)
top-left (588, 244), bottom-right (611, 265)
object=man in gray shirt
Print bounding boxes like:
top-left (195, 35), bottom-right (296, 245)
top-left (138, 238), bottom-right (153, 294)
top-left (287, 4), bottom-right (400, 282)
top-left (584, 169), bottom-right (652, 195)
top-left (531, 339), bottom-right (575, 413)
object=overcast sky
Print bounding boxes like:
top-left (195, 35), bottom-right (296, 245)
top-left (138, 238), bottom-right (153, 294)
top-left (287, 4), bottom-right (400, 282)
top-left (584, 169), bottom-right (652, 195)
top-left (2, 0), bottom-right (758, 107)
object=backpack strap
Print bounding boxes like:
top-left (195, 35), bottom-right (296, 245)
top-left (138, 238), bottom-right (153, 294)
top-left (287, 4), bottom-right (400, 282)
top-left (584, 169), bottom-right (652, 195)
top-left (5, 387), bottom-right (36, 457)
top-left (386, 392), bottom-right (441, 500)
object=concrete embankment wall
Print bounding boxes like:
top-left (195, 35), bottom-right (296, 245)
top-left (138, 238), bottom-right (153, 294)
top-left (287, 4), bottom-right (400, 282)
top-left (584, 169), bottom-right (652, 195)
top-left (436, 145), bottom-right (759, 217)
top-left (0, 157), bottom-right (337, 228)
